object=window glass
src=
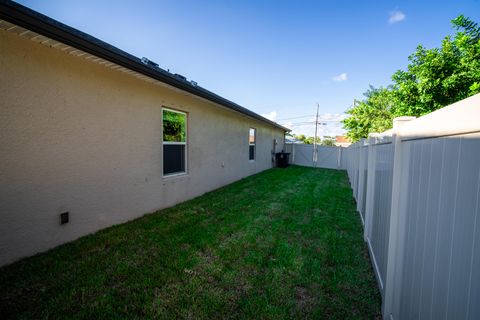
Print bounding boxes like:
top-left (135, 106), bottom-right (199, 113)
top-left (249, 128), bottom-right (256, 160)
top-left (163, 108), bottom-right (186, 175)
top-left (249, 128), bottom-right (256, 144)
top-left (163, 109), bottom-right (186, 142)
top-left (163, 145), bottom-right (185, 175)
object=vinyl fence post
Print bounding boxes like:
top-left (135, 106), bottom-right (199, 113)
top-left (382, 131), bottom-right (411, 319)
top-left (337, 146), bottom-right (342, 169)
top-left (383, 117), bottom-right (416, 319)
top-left (292, 143), bottom-right (295, 164)
top-left (364, 134), bottom-right (378, 242)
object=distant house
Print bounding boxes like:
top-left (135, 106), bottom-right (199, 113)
top-left (335, 136), bottom-right (352, 147)
top-left (0, 2), bottom-right (288, 266)
top-left (285, 136), bottom-right (304, 144)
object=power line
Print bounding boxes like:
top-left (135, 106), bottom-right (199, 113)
top-left (276, 114), bottom-right (315, 121)
top-left (277, 114), bottom-right (344, 121)
top-left (284, 122), bottom-right (316, 126)
top-left (280, 119), bottom-right (344, 126)
top-left (313, 103), bottom-right (319, 167)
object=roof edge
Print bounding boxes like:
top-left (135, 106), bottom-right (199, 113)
top-left (0, 0), bottom-right (289, 132)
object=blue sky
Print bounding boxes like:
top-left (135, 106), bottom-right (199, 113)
top-left (17, 0), bottom-right (480, 137)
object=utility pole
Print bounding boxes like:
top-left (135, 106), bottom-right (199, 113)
top-left (313, 103), bottom-right (319, 167)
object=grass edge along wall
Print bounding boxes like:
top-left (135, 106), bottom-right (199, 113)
top-left (0, 10), bottom-right (286, 267)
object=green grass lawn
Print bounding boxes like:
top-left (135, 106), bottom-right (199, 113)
top-left (0, 166), bottom-right (381, 319)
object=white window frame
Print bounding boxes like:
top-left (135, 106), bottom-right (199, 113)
top-left (249, 127), bottom-right (256, 161)
top-left (162, 107), bottom-right (187, 177)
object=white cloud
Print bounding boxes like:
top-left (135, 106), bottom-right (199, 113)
top-left (332, 73), bottom-right (348, 82)
top-left (261, 111), bottom-right (277, 121)
top-left (389, 10), bottom-right (406, 24)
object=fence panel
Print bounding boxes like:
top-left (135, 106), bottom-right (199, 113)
top-left (356, 144), bottom-right (369, 222)
top-left (340, 94), bottom-right (480, 320)
top-left (365, 140), bottom-right (394, 294)
top-left (397, 135), bottom-right (480, 320)
top-left (286, 144), bottom-right (343, 169)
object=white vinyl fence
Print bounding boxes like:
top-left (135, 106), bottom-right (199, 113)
top-left (285, 144), bottom-right (342, 169)
top-left (345, 133), bottom-right (395, 296)
top-left (343, 94), bottom-right (480, 320)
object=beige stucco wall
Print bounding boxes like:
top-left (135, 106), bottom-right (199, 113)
top-left (0, 29), bottom-right (285, 266)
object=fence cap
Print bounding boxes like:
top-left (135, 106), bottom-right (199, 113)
top-left (393, 116), bottom-right (416, 129)
top-left (368, 130), bottom-right (394, 144)
top-left (397, 93), bottom-right (480, 140)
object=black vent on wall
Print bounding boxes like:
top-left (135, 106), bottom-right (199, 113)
top-left (60, 212), bottom-right (69, 225)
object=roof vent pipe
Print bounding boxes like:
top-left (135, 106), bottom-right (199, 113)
top-left (141, 57), bottom-right (159, 68)
top-left (174, 74), bottom-right (187, 81)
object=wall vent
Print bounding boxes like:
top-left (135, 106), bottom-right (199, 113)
top-left (60, 212), bottom-right (69, 225)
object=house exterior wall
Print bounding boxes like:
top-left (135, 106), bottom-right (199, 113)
top-left (0, 30), bottom-right (285, 266)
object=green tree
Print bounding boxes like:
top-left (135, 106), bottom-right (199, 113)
top-left (452, 14), bottom-right (480, 43)
top-left (320, 136), bottom-right (336, 146)
top-left (343, 87), bottom-right (395, 141)
top-left (343, 15), bottom-right (480, 141)
top-left (295, 134), bottom-right (306, 142)
top-left (303, 136), bottom-right (320, 144)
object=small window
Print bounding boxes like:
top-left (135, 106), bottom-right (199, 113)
top-left (163, 108), bottom-right (187, 176)
top-left (249, 128), bottom-right (256, 161)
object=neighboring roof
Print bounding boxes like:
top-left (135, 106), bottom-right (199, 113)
top-left (285, 136), bottom-right (303, 144)
top-left (335, 136), bottom-right (351, 143)
top-left (0, 1), bottom-right (289, 132)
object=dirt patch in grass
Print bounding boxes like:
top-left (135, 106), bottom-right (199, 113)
top-left (295, 286), bottom-right (315, 311)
